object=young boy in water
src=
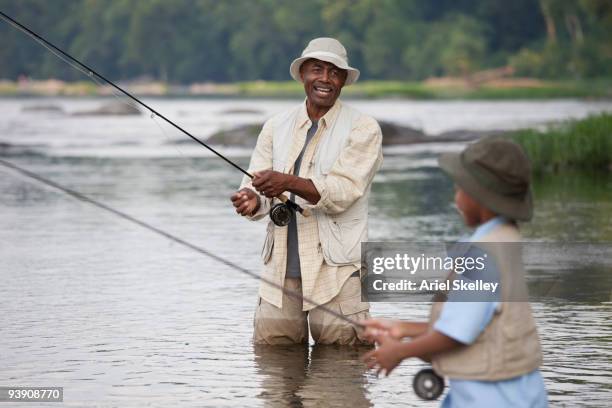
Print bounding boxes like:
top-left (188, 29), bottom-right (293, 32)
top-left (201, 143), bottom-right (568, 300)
top-left (362, 138), bottom-right (548, 407)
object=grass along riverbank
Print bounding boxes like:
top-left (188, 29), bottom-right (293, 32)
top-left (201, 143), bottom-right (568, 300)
top-left (1, 78), bottom-right (611, 99)
top-left (239, 78), bottom-right (612, 99)
top-left (511, 113), bottom-right (612, 173)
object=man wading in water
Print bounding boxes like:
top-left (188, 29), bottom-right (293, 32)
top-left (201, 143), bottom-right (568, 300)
top-left (230, 38), bottom-right (383, 345)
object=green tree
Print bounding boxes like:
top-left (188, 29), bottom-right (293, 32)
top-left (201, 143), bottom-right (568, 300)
top-left (439, 14), bottom-right (487, 76)
top-left (0, 0), bottom-right (610, 82)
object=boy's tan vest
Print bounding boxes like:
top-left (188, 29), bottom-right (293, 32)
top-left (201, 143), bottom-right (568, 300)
top-left (429, 223), bottom-right (542, 381)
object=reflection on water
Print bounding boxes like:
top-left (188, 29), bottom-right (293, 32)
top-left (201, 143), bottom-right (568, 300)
top-left (254, 345), bottom-right (372, 408)
top-left (525, 171), bottom-right (612, 241)
top-left (0, 98), bottom-right (611, 407)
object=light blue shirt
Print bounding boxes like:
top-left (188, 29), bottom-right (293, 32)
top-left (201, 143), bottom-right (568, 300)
top-left (434, 217), bottom-right (548, 408)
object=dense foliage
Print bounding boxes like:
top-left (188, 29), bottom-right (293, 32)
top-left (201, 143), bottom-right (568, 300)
top-left (1, 0), bottom-right (610, 82)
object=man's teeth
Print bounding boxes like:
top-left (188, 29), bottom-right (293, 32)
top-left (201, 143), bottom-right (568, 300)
top-left (314, 86), bottom-right (331, 93)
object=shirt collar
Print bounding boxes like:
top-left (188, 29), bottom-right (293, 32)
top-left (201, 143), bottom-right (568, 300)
top-left (469, 216), bottom-right (508, 242)
top-left (297, 98), bottom-right (343, 129)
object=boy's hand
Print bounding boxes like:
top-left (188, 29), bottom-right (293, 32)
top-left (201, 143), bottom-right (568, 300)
top-left (362, 319), bottom-right (404, 341)
top-left (361, 333), bottom-right (405, 377)
top-left (363, 319), bottom-right (416, 341)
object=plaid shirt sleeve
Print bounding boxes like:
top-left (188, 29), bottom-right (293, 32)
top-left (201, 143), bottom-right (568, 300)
top-left (309, 115), bottom-right (383, 214)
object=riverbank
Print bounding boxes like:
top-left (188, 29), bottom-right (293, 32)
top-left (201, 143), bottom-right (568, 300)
top-left (1, 78), bottom-right (611, 99)
top-left (511, 113), bottom-right (612, 173)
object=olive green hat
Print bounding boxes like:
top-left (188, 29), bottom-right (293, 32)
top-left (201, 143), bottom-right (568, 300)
top-left (438, 137), bottom-right (533, 221)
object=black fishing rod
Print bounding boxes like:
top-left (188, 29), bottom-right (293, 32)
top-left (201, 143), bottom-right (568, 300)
top-left (2, 155), bottom-right (441, 399)
top-left (0, 157), bottom-right (439, 399)
top-left (0, 158), bottom-right (362, 329)
top-left (0, 10), bottom-right (307, 227)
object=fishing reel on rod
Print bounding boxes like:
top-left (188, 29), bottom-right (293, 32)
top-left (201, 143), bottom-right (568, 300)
top-left (269, 195), bottom-right (308, 227)
top-left (413, 368), bottom-right (444, 400)
top-left (269, 203), bottom-right (293, 226)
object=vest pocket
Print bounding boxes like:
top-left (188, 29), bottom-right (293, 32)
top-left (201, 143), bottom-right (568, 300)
top-left (501, 309), bottom-right (541, 369)
top-left (338, 277), bottom-right (369, 315)
top-left (338, 298), bottom-right (369, 315)
top-left (323, 217), bottom-right (363, 264)
top-left (502, 325), bottom-right (540, 369)
top-left (436, 336), bottom-right (490, 376)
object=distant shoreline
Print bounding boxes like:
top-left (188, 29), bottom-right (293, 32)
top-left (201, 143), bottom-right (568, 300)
top-left (1, 78), bottom-right (611, 100)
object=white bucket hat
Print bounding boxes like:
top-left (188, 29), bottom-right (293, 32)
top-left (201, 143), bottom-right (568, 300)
top-left (289, 37), bottom-right (360, 86)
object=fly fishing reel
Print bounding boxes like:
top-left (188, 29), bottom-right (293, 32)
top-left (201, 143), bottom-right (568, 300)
top-left (413, 368), bottom-right (444, 400)
top-left (269, 196), bottom-right (309, 226)
top-left (269, 202), bottom-right (293, 226)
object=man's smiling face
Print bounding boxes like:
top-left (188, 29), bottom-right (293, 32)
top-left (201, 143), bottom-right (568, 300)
top-left (300, 59), bottom-right (347, 110)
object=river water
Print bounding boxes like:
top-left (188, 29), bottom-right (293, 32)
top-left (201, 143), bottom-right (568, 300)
top-left (1, 97), bottom-right (611, 407)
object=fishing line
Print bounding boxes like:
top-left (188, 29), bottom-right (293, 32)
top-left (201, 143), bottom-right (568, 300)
top-left (1, 10), bottom-right (178, 155)
top-left (2, 9), bottom-right (185, 157)
top-left (150, 113), bottom-right (191, 159)
top-left (0, 159), bottom-right (364, 329)
top-left (0, 10), bottom-right (307, 226)
top-left (42, 33), bottom-right (190, 160)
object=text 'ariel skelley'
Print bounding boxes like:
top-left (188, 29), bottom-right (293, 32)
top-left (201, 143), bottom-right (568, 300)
top-left (369, 253), bottom-right (499, 294)
top-left (371, 278), bottom-right (499, 293)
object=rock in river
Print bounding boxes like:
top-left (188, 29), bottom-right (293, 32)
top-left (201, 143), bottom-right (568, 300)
top-left (206, 120), bottom-right (500, 147)
top-left (72, 102), bottom-right (141, 116)
top-left (21, 104), bottom-right (64, 113)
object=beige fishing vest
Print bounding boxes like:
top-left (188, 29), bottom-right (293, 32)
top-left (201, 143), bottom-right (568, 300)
top-left (429, 223), bottom-right (542, 381)
top-left (271, 103), bottom-right (370, 266)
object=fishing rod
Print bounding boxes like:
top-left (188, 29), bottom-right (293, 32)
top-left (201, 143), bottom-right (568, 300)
top-left (2, 156), bottom-right (439, 396)
top-left (0, 158), bottom-right (363, 329)
top-left (1, 157), bottom-right (439, 399)
top-left (0, 10), bottom-right (307, 227)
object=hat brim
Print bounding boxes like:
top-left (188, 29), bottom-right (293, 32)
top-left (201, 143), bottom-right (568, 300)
top-left (289, 52), bottom-right (360, 86)
top-left (438, 152), bottom-right (533, 222)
